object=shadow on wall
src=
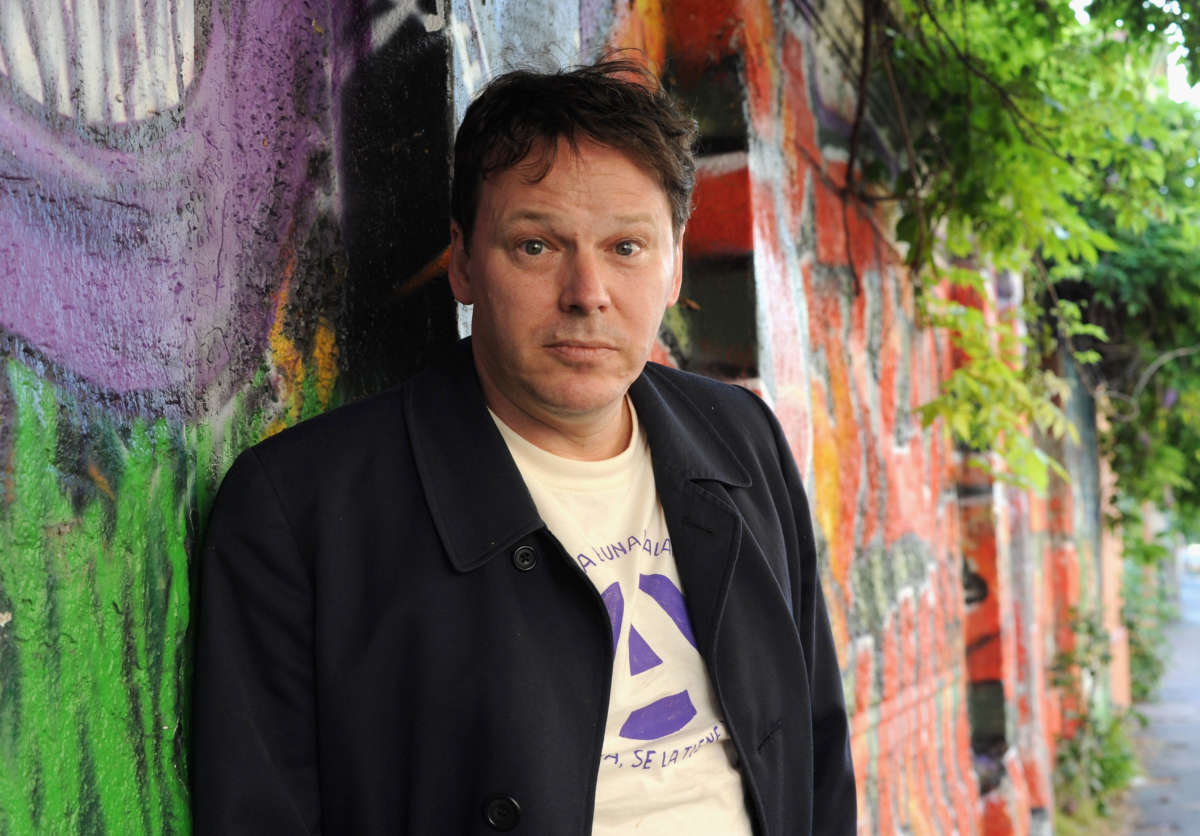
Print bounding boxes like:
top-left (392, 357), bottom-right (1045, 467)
top-left (337, 6), bottom-right (459, 396)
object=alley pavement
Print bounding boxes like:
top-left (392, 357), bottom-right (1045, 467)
top-left (1129, 567), bottom-right (1200, 834)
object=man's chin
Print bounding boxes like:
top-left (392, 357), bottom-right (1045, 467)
top-left (530, 382), bottom-right (631, 421)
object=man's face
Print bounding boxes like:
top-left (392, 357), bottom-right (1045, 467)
top-left (449, 139), bottom-right (682, 440)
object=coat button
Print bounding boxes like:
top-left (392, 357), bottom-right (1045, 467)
top-left (483, 794), bottom-right (521, 831)
top-left (511, 544), bottom-right (537, 572)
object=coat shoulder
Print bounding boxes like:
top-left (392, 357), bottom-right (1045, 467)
top-left (641, 363), bottom-right (776, 440)
top-left (252, 385), bottom-right (409, 465)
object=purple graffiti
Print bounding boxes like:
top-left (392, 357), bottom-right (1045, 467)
top-left (0, 1), bottom-right (339, 397)
top-left (628, 626), bottom-right (662, 676)
top-left (618, 690), bottom-right (697, 741)
top-left (601, 582), bottom-right (623, 654)
top-left (638, 574), bottom-right (697, 649)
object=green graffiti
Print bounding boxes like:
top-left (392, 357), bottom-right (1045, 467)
top-left (0, 361), bottom-right (190, 834)
top-left (0, 348), bottom-right (341, 834)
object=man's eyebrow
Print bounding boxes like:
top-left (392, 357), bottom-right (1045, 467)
top-left (496, 210), bottom-right (562, 232)
top-left (503, 210), bottom-right (554, 223)
top-left (612, 213), bottom-right (658, 226)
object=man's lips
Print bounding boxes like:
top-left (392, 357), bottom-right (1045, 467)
top-left (546, 340), bottom-right (618, 351)
top-left (544, 340), bottom-right (620, 360)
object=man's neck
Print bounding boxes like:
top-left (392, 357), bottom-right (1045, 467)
top-left (484, 393), bottom-right (632, 461)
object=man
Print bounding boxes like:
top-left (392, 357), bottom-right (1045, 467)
top-left (193, 59), bottom-right (855, 834)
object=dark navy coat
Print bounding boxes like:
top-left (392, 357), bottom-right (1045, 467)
top-left (192, 339), bottom-right (856, 834)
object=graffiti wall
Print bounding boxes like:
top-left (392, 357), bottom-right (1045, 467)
top-left (657, 3), bottom-right (983, 830)
top-left (0, 1), bottom-right (455, 831)
top-left (0, 0), bottom-right (1122, 833)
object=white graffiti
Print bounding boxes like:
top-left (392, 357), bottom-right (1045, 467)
top-left (0, 0), bottom-right (194, 123)
top-left (448, 0), bottom-right (491, 121)
top-left (371, 0), bottom-right (447, 52)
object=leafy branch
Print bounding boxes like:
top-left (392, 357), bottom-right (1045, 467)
top-left (861, 0), bottom-right (1200, 502)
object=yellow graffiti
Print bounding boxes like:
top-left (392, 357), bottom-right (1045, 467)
top-left (263, 242), bottom-right (340, 439)
top-left (608, 0), bottom-right (667, 72)
top-left (810, 379), bottom-right (854, 653)
top-left (810, 381), bottom-right (843, 572)
top-left (312, 316), bottom-right (338, 408)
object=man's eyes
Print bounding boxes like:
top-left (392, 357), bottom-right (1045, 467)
top-left (514, 238), bottom-right (643, 256)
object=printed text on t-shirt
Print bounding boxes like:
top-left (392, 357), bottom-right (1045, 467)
top-left (600, 725), bottom-right (723, 770)
top-left (577, 533), bottom-right (672, 574)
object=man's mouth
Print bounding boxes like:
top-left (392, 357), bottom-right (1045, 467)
top-left (548, 340), bottom-right (617, 350)
top-left (545, 340), bottom-right (619, 359)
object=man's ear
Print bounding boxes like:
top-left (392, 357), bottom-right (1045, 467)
top-left (447, 221), bottom-right (474, 305)
top-left (666, 226), bottom-right (685, 307)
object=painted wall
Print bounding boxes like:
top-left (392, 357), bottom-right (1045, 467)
top-left (0, 2), bottom-right (456, 831)
top-left (651, 4), bottom-right (979, 832)
top-left (0, 1), bottom-right (1124, 833)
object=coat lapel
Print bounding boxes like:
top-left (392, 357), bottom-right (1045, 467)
top-left (405, 339), bottom-right (544, 573)
top-left (629, 367), bottom-right (752, 662)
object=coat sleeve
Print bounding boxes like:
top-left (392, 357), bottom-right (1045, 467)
top-left (192, 447), bottom-right (321, 834)
top-left (755, 394), bottom-right (857, 834)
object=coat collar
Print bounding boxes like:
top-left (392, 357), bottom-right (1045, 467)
top-left (405, 338), bottom-right (750, 573)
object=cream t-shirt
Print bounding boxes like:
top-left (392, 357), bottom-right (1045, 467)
top-left (491, 401), bottom-right (754, 835)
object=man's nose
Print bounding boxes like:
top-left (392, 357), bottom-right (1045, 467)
top-left (558, 250), bottom-right (611, 313)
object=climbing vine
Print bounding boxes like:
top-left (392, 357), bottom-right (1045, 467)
top-left (856, 0), bottom-right (1200, 499)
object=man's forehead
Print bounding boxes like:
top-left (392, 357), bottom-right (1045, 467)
top-left (491, 136), bottom-right (654, 184)
top-left (470, 136), bottom-right (679, 240)
top-left (497, 207), bottom-right (663, 229)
